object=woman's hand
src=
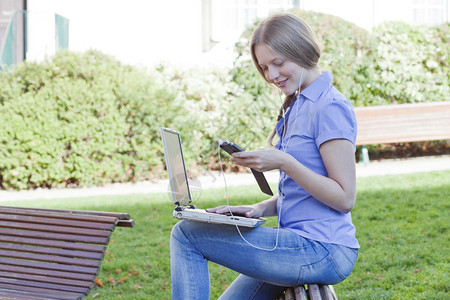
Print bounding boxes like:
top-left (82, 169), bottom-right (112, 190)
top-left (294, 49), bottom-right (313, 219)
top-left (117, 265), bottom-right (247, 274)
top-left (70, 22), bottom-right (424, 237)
top-left (231, 148), bottom-right (287, 172)
top-left (206, 205), bottom-right (263, 218)
top-left (206, 194), bottom-right (279, 218)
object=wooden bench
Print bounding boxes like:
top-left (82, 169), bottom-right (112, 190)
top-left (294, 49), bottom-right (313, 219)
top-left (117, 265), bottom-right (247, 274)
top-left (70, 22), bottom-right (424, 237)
top-left (0, 206), bottom-right (134, 300)
top-left (354, 101), bottom-right (450, 163)
top-left (278, 284), bottom-right (338, 300)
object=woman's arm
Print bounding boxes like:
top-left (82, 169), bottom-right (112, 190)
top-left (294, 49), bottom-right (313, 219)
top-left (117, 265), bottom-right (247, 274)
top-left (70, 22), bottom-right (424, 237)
top-left (282, 139), bottom-right (356, 213)
top-left (231, 139), bottom-right (356, 213)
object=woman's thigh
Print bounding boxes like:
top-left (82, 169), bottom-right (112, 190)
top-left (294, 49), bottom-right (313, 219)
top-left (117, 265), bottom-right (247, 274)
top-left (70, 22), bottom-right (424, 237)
top-left (172, 220), bottom-right (352, 287)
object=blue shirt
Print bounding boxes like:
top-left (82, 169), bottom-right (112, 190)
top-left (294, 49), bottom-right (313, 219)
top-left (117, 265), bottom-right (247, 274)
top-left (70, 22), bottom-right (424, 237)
top-left (275, 71), bottom-right (359, 248)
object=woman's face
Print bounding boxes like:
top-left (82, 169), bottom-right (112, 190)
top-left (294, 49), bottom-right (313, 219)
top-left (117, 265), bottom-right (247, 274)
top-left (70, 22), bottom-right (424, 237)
top-left (254, 43), bottom-right (304, 96)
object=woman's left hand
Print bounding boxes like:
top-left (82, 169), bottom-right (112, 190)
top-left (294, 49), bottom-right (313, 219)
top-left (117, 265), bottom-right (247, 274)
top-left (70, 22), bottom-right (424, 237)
top-left (231, 148), bottom-right (287, 172)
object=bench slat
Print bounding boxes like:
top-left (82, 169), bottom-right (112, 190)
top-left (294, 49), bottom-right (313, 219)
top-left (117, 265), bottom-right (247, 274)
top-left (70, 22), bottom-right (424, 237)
top-left (354, 101), bottom-right (450, 145)
top-left (0, 250), bottom-right (100, 268)
top-left (281, 284), bottom-right (337, 300)
top-left (0, 289), bottom-right (74, 300)
top-left (0, 213), bottom-right (115, 230)
top-left (0, 271), bottom-right (93, 288)
top-left (284, 286), bottom-right (295, 300)
top-left (0, 264), bottom-right (94, 281)
top-left (0, 207), bottom-right (119, 224)
top-left (294, 285), bottom-right (308, 300)
top-left (354, 101), bottom-right (450, 117)
top-left (0, 228), bottom-right (109, 244)
top-left (0, 242), bottom-right (103, 260)
top-left (307, 284), bottom-right (322, 300)
top-left (118, 219), bottom-right (135, 227)
top-left (0, 284), bottom-right (85, 300)
top-left (319, 285), bottom-right (337, 300)
top-left (0, 258), bottom-right (98, 275)
top-left (0, 220), bottom-right (112, 237)
top-left (0, 277), bottom-right (89, 293)
top-left (0, 206), bottom-right (131, 221)
top-left (0, 235), bottom-right (105, 252)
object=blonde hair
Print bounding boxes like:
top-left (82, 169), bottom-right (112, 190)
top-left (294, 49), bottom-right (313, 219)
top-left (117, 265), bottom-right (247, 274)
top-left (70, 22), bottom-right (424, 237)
top-left (250, 12), bottom-right (321, 146)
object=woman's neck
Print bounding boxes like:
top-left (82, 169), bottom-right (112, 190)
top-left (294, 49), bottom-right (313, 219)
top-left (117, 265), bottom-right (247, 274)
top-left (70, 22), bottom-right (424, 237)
top-left (301, 67), bottom-right (322, 91)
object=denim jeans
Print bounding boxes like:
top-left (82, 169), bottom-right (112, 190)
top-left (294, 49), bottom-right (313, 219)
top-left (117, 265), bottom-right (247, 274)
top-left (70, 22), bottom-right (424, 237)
top-left (170, 220), bottom-right (358, 300)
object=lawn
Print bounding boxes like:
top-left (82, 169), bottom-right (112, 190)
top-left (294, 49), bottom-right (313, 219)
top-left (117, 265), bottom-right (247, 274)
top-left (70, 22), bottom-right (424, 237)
top-left (2, 170), bottom-right (449, 299)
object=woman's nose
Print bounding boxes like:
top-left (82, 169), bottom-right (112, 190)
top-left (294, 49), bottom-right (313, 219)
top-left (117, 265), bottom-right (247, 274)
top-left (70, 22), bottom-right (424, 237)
top-left (267, 67), bottom-right (279, 81)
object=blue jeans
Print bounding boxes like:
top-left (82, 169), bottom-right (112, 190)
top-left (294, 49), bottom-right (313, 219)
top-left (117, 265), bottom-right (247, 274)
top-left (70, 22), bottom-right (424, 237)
top-left (170, 220), bottom-right (358, 300)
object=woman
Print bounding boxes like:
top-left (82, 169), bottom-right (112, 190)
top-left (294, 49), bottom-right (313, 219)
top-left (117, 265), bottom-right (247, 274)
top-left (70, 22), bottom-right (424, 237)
top-left (170, 12), bottom-right (359, 299)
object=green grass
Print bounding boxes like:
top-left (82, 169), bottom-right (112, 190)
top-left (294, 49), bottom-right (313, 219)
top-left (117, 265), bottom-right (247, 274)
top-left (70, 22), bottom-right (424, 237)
top-left (2, 170), bottom-right (449, 299)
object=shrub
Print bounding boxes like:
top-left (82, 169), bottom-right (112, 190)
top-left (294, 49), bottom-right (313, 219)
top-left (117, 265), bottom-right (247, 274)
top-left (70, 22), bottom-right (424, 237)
top-left (1, 10), bottom-right (448, 190)
top-left (155, 63), bottom-right (277, 170)
top-left (0, 51), bottom-right (275, 189)
top-left (231, 9), bottom-right (449, 106)
top-left (365, 21), bottom-right (449, 104)
top-left (0, 50), bottom-right (180, 189)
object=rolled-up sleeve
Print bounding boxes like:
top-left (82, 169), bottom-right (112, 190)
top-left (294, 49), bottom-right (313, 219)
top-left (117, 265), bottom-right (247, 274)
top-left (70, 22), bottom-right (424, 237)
top-left (314, 98), bottom-right (357, 150)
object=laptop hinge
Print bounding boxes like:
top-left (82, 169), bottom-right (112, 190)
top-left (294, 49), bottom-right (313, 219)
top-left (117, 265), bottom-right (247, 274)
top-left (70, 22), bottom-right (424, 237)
top-left (175, 203), bottom-right (195, 211)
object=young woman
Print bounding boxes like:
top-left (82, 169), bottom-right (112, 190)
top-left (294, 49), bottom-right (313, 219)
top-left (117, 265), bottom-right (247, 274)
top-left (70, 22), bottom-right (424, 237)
top-left (170, 12), bottom-right (359, 299)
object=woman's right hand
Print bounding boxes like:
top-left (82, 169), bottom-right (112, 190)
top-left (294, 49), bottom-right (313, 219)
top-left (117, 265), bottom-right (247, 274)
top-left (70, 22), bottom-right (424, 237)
top-left (206, 205), bottom-right (263, 219)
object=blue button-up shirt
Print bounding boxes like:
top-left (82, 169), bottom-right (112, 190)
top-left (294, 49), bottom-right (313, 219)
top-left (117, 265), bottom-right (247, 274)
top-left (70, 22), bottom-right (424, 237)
top-left (275, 71), bottom-right (359, 248)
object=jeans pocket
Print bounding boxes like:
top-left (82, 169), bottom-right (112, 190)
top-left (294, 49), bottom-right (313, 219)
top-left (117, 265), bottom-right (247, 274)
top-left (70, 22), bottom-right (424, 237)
top-left (330, 246), bottom-right (358, 280)
top-left (299, 255), bottom-right (343, 285)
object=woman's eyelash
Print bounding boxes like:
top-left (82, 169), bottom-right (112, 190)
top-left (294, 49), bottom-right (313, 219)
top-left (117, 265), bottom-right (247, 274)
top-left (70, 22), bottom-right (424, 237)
top-left (261, 60), bottom-right (284, 71)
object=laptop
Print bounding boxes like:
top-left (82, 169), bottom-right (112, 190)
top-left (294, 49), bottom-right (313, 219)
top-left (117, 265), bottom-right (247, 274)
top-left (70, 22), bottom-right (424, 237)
top-left (160, 127), bottom-right (265, 228)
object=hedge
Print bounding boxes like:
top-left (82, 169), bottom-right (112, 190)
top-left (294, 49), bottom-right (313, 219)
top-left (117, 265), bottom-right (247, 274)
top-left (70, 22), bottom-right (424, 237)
top-left (0, 50), bottom-right (182, 189)
top-left (0, 50), bottom-right (271, 189)
top-left (0, 10), bottom-right (448, 190)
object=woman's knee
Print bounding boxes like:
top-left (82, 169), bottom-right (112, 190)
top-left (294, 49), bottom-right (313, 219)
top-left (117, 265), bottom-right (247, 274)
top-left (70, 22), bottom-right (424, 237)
top-left (171, 220), bottom-right (189, 241)
top-left (171, 220), bottom-right (201, 244)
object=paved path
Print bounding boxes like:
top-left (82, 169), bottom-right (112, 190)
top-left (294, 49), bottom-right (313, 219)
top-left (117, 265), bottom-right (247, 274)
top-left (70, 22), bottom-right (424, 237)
top-left (0, 155), bottom-right (449, 202)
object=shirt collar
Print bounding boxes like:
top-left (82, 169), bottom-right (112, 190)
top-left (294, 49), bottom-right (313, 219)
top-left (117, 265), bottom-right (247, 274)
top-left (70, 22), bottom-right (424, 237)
top-left (299, 71), bottom-right (333, 102)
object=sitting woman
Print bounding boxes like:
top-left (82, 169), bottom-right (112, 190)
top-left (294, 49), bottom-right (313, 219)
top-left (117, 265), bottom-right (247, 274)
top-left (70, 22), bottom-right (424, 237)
top-left (170, 12), bottom-right (359, 300)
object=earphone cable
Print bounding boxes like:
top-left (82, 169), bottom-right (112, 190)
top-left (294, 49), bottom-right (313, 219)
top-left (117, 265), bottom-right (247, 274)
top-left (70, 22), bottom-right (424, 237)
top-left (217, 69), bottom-right (303, 251)
top-left (218, 143), bottom-right (281, 251)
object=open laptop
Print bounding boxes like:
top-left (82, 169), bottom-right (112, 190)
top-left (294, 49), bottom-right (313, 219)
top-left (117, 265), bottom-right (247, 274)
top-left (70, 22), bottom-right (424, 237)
top-left (160, 127), bottom-right (265, 228)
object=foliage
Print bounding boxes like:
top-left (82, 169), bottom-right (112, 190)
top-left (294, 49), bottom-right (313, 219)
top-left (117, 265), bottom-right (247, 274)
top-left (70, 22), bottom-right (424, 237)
top-left (154, 63), bottom-right (274, 169)
top-left (232, 9), bottom-right (449, 106)
top-left (0, 51), bottom-right (276, 190)
top-left (1, 9), bottom-right (449, 190)
top-left (3, 170), bottom-right (449, 299)
top-left (0, 50), bottom-right (180, 189)
top-left (365, 22), bottom-right (450, 104)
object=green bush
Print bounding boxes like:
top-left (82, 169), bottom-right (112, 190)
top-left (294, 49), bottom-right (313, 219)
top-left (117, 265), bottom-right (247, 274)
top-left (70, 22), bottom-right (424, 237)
top-left (232, 9), bottom-right (449, 106)
top-left (1, 9), bottom-right (448, 190)
top-left (0, 50), bottom-right (180, 189)
top-left (154, 63), bottom-right (277, 170)
top-left (0, 51), bottom-right (275, 190)
top-left (365, 21), bottom-right (449, 104)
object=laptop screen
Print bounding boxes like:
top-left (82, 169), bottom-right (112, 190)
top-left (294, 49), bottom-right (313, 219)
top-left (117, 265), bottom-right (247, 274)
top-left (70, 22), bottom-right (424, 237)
top-left (160, 128), bottom-right (191, 206)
